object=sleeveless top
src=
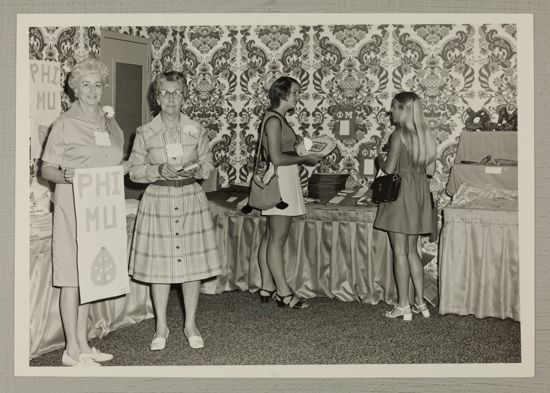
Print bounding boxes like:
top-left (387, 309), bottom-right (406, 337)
top-left (260, 109), bottom-right (297, 155)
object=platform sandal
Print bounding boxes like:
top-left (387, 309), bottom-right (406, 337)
top-left (275, 293), bottom-right (310, 309)
top-left (385, 305), bottom-right (412, 321)
top-left (412, 303), bottom-right (430, 318)
top-left (259, 289), bottom-right (276, 303)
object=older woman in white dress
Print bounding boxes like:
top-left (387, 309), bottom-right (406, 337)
top-left (41, 59), bottom-right (129, 366)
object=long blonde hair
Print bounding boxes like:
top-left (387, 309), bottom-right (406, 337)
top-left (391, 91), bottom-right (436, 166)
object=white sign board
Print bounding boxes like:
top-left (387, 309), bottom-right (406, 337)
top-left (73, 166), bottom-right (129, 304)
top-left (29, 60), bottom-right (61, 159)
top-left (29, 60), bottom-right (61, 213)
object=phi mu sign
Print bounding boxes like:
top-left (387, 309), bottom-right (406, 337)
top-left (73, 166), bottom-right (129, 304)
top-left (330, 105), bottom-right (356, 140)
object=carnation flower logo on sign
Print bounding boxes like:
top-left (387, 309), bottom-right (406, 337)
top-left (73, 166), bottom-right (130, 304)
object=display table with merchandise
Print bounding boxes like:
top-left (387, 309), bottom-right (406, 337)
top-left (440, 130), bottom-right (519, 321)
top-left (29, 189), bottom-right (436, 358)
top-left (446, 131), bottom-right (518, 196)
top-left (201, 190), bottom-right (397, 304)
top-left (446, 163), bottom-right (518, 196)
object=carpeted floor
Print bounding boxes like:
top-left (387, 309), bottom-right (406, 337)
top-left (29, 289), bottom-right (521, 366)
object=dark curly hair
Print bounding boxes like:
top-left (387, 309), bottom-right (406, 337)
top-left (268, 76), bottom-right (300, 109)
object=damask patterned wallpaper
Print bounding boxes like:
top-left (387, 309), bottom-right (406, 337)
top-left (29, 23), bottom-right (518, 206)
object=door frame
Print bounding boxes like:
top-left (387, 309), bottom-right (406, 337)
top-left (99, 30), bottom-right (152, 126)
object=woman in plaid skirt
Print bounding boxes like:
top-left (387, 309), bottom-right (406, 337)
top-left (128, 71), bottom-right (222, 350)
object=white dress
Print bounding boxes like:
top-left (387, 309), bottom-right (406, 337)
top-left (261, 163), bottom-right (306, 216)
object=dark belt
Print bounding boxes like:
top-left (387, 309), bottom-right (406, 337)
top-left (154, 178), bottom-right (196, 187)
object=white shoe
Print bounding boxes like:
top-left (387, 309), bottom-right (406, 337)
top-left (80, 347), bottom-right (113, 362)
top-left (62, 351), bottom-right (102, 367)
top-left (184, 328), bottom-right (204, 349)
top-left (150, 328), bottom-right (169, 351)
top-left (384, 305), bottom-right (413, 321)
top-left (412, 303), bottom-right (431, 318)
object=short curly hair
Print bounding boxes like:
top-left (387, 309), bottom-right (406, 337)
top-left (152, 71), bottom-right (187, 96)
top-left (268, 76), bottom-right (300, 109)
top-left (68, 59), bottom-right (110, 91)
top-left (149, 71), bottom-right (188, 115)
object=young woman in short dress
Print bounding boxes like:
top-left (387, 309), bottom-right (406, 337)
top-left (374, 91), bottom-right (437, 321)
top-left (256, 76), bottom-right (323, 309)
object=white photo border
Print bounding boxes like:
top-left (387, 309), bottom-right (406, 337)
top-left (14, 12), bottom-right (535, 378)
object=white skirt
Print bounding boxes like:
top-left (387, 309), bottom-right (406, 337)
top-left (262, 164), bottom-right (306, 216)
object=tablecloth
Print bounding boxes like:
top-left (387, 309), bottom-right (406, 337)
top-left (29, 213), bottom-right (154, 359)
top-left (29, 195), bottom-right (428, 358)
top-left (446, 164), bottom-right (518, 196)
top-left (201, 201), bottom-right (398, 304)
top-left (438, 207), bottom-right (519, 321)
top-left (455, 131), bottom-right (517, 162)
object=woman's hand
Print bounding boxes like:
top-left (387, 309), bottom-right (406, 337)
top-left (158, 163), bottom-right (181, 180)
top-left (302, 153), bottom-right (324, 166)
top-left (179, 162), bottom-right (202, 177)
top-left (179, 161), bottom-right (202, 178)
top-left (376, 152), bottom-right (387, 167)
top-left (62, 167), bottom-right (75, 184)
top-left (122, 160), bottom-right (132, 175)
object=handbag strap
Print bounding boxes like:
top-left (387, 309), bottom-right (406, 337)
top-left (255, 111), bottom-right (282, 170)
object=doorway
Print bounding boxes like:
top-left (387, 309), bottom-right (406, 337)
top-left (100, 30), bottom-right (152, 200)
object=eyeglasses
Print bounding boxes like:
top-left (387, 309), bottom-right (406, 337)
top-left (158, 89), bottom-right (184, 98)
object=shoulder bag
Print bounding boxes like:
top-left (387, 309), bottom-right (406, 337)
top-left (247, 116), bottom-right (287, 211)
top-left (371, 150), bottom-right (401, 204)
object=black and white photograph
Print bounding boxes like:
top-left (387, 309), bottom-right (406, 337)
top-left (13, 12), bottom-right (534, 380)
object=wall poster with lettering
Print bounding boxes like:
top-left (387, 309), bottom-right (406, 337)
top-left (330, 104), bottom-right (357, 141)
top-left (73, 166), bottom-right (129, 304)
top-left (29, 60), bottom-right (61, 214)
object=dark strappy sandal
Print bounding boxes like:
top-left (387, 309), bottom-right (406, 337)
top-left (259, 289), bottom-right (276, 304)
top-left (275, 293), bottom-right (310, 309)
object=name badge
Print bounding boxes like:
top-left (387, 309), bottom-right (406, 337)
top-left (94, 131), bottom-right (111, 146)
top-left (166, 143), bottom-right (184, 158)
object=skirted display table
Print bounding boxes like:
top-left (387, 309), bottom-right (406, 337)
top-left (29, 213), bottom-right (154, 359)
top-left (447, 131), bottom-right (518, 196)
top-left (29, 193), bottom-right (409, 358)
top-left (438, 206), bottom-right (519, 321)
top-left (202, 198), bottom-right (396, 304)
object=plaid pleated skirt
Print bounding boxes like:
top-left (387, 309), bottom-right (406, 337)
top-left (129, 183), bottom-right (222, 284)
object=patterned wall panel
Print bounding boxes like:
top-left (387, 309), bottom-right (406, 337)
top-left (29, 23), bottom-right (518, 206)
